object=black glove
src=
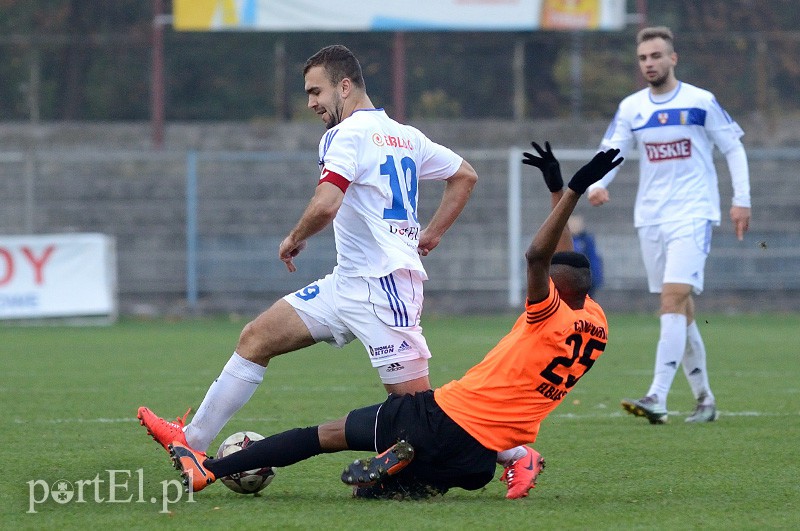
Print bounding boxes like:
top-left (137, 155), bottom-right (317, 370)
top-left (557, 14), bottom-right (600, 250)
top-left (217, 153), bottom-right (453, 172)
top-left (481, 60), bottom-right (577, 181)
top-left (522, 141), bottom-right (563, 193)
top-left (568, 148), bottom-right (623, 194)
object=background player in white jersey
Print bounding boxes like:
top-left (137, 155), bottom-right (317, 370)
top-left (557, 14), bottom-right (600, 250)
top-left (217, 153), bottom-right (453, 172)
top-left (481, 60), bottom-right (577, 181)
top-left (138, 45), bottom-right (479, 455)
top-left (587, 27), bottom-right (751, 424)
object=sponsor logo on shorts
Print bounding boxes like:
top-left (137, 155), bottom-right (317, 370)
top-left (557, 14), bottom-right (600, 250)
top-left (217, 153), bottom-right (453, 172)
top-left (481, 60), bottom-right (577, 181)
top-left (385, 362), bottom-right (405, 372)
top-left (397, 341), bottom-right (412, 353)
top-left (369, 344), bottom-right (395, 357)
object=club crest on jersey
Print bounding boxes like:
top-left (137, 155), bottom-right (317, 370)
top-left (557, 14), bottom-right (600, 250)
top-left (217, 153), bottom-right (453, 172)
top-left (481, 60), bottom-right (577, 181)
top-left (657, 112), bottom-right (669, 124)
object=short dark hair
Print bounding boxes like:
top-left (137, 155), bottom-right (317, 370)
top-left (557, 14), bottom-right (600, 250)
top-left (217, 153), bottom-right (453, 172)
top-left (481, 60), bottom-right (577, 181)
top-left (637, 26), bottom-right (675, 51)
top-left (550, 252), bottom-right (593, 306)
top-left (303, 45), bottom-right (365, 89)
top-left (551, 251), bottom-right (590, 269)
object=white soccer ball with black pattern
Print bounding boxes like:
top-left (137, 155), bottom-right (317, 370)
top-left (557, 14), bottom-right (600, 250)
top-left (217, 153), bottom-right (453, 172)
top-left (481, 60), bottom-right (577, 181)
top-left (215, 431), bottom-right (276, 494)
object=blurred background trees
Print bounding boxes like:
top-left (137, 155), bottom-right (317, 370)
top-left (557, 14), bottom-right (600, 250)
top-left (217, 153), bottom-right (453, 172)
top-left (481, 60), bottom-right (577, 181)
top-left (1, 0), bottom-right (798, 122)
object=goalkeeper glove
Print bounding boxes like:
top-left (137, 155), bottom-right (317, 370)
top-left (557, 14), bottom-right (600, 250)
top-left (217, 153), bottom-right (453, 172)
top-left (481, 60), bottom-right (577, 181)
top-left (568, 148), bottom-right (623, 194)
top-left (522, 141), bottom-right (563, 193)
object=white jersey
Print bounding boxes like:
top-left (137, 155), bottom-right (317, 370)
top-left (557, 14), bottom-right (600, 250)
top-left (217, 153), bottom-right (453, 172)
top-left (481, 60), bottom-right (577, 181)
top-left (318, 108), bottom-right (463, 279)
top-left (593, 81), bottom-right (745, 227)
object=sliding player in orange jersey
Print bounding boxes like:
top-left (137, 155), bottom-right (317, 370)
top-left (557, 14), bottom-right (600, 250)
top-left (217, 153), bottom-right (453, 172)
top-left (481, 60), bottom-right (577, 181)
top-left (168, 143), bottom-right (622, 500)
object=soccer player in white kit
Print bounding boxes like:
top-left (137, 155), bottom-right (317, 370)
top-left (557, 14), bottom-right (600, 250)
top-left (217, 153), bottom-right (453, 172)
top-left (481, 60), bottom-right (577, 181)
top-left (587, 27), bottom-right (751, 424)
top-left (138, 45), bottom-right (480, 453)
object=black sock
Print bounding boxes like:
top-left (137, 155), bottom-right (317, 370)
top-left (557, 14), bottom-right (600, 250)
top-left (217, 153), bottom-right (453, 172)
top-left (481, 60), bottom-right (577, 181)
top-left (205, 427), bottom-right (322, 479)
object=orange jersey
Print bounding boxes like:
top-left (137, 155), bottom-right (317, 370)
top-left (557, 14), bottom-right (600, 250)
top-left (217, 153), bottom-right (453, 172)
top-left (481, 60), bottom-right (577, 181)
top-left (434, 279), bottom-right (608, 451)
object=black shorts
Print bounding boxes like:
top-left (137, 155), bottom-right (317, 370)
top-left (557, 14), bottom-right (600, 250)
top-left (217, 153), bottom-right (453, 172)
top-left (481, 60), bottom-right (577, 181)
top-left (346, 390), bottom-right (497, 491)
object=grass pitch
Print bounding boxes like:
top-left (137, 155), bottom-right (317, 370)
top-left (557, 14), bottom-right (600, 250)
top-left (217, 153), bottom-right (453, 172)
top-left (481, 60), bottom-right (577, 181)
top-left (2, 312), bottom-right (799, 529)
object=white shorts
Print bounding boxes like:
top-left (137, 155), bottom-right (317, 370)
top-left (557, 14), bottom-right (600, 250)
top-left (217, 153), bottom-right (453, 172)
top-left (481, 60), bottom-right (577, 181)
top-left (637, 219), bottom-right (712, 295)
top-left (283, 267), bottom-right (431, 384)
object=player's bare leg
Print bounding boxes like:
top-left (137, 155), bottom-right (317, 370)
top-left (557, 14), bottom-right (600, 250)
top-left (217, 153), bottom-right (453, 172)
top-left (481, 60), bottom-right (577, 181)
top-left (317, 417), bottom-right (349, 451)
top-left (236, 299), bottom-right (318, 365)
top-left (139, 301), bottom-right (316, 453)
top-left (384, 375), bottom-right (431, 395)
top-left (180, 300), bottom-right (317, 452)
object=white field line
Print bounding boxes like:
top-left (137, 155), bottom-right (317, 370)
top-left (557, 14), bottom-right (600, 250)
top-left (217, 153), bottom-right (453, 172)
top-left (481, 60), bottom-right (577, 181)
top-left (12, 410), bottom-right (798, 424)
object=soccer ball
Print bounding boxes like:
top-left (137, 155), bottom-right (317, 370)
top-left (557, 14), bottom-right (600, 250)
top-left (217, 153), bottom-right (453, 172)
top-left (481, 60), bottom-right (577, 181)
top-left (215, 431), bottom-right (276, 494)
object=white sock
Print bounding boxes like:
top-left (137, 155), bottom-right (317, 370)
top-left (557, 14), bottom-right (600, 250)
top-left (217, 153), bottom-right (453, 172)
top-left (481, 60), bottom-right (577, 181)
top-left (647, 313), bottom-right (687, 409)
top-left (496, 446), bottom-right (527, 466)
top-left (682, 321), bottom-right (715, 405)
top-left (183, 352), bottom-right (266, 453)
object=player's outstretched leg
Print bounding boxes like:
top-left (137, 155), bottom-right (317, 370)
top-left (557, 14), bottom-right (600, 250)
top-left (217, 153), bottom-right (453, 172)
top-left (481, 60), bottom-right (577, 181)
top-left (137, 406), bottom-right (190, 452)
top-left (169, 442), bottom-right (216, 492)
top-left (500, 446), bottom-right (545, 499)
top-left (341, 440), bottom-right (415, 487)
top-left (620, 395), bottom-right (668, 424)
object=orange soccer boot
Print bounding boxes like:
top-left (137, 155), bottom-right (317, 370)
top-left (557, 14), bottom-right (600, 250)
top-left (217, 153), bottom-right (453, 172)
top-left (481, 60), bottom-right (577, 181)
top-left (137, 406), bottom-right (190, 452)
top-left (169, 442), bottom-right (216, 492)
top-left (500, 446), bottom-right (545, 499)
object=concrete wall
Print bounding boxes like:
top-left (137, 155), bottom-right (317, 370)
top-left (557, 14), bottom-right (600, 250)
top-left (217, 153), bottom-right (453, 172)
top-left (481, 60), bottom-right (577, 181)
top-left (1, 118), bottom-right (798, 316)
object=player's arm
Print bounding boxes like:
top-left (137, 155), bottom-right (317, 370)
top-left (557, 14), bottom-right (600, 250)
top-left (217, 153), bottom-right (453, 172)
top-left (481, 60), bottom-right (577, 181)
top-left (587, 141), bottom-right (629, 206)
top-left (707, 98), bottom-right (752, 241)
top-left (588, 110), bottom-right (633, 206)
top-left (417, 159), bottom-right (477, 256)
top-left (723, 143), bottom-right (751, 240)
top-left (279, 181), bottom-right (345, 272)
top-left (525, 149), bottom-right (623, 302)
top-left (522, 141), bottom-right (573, 253)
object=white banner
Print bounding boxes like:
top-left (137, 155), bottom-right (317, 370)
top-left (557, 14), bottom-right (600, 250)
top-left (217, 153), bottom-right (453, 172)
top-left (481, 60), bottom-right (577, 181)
top-left (174, 0), bottom-right (626, 32)
top-left (0, 233), bottom-right (117, 320)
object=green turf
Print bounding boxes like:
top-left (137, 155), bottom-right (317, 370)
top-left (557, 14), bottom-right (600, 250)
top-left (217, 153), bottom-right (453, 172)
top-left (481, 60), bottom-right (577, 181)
top-left (2, 313), bottom-right (799, 529)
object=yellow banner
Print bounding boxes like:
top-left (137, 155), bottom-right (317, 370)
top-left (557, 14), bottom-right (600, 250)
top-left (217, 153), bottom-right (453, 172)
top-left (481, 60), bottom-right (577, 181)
top-left (173, 0), bottom-right (240, 31)
top-left (541, 0), bottom-right (601, 30)
top-left (172, 0), bottom-right (625, 32)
